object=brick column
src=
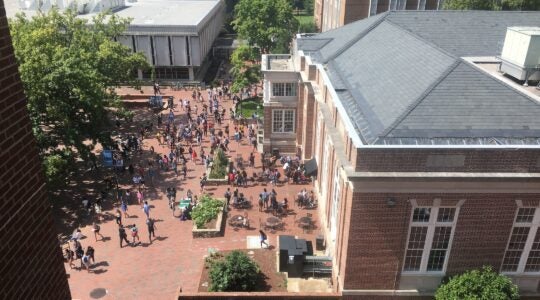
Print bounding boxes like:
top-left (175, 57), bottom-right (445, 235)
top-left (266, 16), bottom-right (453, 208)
top-left (0, 1), bottom-right (71, 297)
top-left (301, 87), bottom-right (316, 159)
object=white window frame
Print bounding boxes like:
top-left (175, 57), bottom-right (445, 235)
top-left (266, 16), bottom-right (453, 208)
top-left (272, 109), bottom-right (295, 133)
top-left (330, 168), bottom-right (340, 242)
top-left (271, 82), bottom-right (297, 97)
top-left (501, 207), bottom-right (540, 274)
top-left (402, 205), bottom-right (460, 274)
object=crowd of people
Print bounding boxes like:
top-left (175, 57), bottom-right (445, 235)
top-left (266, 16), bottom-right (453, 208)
top-left (64, 81), bottom-right (316, 273)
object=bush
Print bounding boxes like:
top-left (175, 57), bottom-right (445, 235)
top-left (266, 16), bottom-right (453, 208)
top-left (435, 266), bottom-right (519, 300)
top-left (209, 148), bottom-right (228, 179)
top-left (191, 195), bottom-right (224, 228)
top-left (209, 250), bottom-right (260, 292)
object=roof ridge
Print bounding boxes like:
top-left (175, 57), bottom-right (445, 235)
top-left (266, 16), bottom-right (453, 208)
top-left (384, 17), bottom-right (459, 60)
top-left (322, 13), bottom-right (389, 64)
top-left (381, 60), bottom-right (462, 137)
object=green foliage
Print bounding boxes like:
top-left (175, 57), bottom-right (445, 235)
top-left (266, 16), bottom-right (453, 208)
top-left (191, 195), bottom-right (224, 228)
top-left (232, 0), bottom-right (299, 53)
top-left (444, 0), bottom-right (540, 10)
top-left (296, 15), bottom-right (317, 33)
top-left (205, 251), bottom-right (224, 268)
top-left (237, 97), bottom-right (262, 118)
top-left (229, 45), bottom-right (261, 94)
top-left (435, 266), bottom-right (519, 300)
top-left (9, 9), bottom-right (149, 185)
top-left (43, 151), bottom-right (75, 187)
top-left (209, 250), bottom-right (261, 292)
top-left (304, 0), bottom-right (314, 15)
top-left (209, 148), bottom-right (228, 179)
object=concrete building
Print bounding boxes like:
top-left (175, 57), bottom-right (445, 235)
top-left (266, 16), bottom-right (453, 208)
top-left (315, 0), bottom-right (445, 32)
top-left (0, 0), bottom-right (71, 298)
top-left (262, 11), bottom-right (540, 298)
top-left (6, 0), bottom-right (225, 80)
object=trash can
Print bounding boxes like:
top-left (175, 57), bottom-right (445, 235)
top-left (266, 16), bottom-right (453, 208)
top-left (316, 235), bottom-right (325, 251)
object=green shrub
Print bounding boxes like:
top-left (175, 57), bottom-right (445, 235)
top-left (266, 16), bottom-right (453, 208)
top-left (191, 195), bottom-right (223, 228)
top-left (435, 266), bottom-right (519, 300)
top-left (209, 250), bottom-right (260, 292)
top-left (209, 148), bottom-right (228, 179)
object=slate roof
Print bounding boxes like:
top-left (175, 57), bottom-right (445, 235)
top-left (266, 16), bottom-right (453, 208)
top-left (296, 11), bottom-right (540, 146)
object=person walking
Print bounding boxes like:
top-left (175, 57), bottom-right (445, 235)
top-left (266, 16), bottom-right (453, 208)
top-left (131, 224), bottom-right (140, 244)
top-left (143, 201), bottom-right (151, 219)
top-left (224, 188), bottom-right (231, 207)
top-left (120, 200), bottom-right (129, 219)
top-left (137, 188), bottom-right (144, 208)
top-left (65, 248), bottom-right (75, 269)
top-left (92, 222), bottom-right (103, 241)
top-left (115, 209), bottom-right (122, 226)
top-left (259, 230), bottom-right (269, 248)
top-left (146, 218), bottom-right (157, 244)
top-left (86, 246), bottom-right (95, 264)
top-left (81, 253), bottom-right (91, 272)
top-left (118, 225), bottom-right (130, 248)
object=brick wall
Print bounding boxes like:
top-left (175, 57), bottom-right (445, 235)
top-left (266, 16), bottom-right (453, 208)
top-left (343, 192), bottom-right (539, 292)
top-left (356, 148), bottom-right (540, 173)
top-left (0, 1), bottom-right (71, 298)
top-left (179, 292), bottom-right (341, 299)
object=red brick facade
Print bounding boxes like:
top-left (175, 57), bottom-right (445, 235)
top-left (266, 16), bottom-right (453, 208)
top-left (0, 1), bottom-right (71, 297)
top-left (343, 192), bottom-right (540, 291)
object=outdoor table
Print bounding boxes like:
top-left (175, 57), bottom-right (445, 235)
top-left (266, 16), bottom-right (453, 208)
top-left (178, 199), bottom-right (191, 210)
top-left (266, 216), bottom-right (282, 230)
top-left (298, 216), bottom-right (312, 232)
top-left (228, 214), bottom-right (244, 227)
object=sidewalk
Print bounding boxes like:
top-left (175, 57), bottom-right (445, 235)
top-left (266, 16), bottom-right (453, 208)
top-left (65, 88), bottom-right (319, 299)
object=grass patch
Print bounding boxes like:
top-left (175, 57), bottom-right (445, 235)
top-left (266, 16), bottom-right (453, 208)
top-left (237, 97), bottom-right (262, 119)
top-left (295, 15), bottom-right (314, 25)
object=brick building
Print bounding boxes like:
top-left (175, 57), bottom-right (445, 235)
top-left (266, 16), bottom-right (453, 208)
top-left (262, 11), bottom-right (540, 297)
top-left (0, 0), bottom-right (71, 297)
top-left (314, 0), bottom-right (445, 32)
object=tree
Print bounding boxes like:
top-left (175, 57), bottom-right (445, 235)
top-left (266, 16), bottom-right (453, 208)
top-left (435, 266), bottom-right (519, 300)
top-left (229, 45), bottom-right (261, 93)
top-left (209, 250), bottom-right (261, 292)
top-left (10, 9), bottom-right (149, 186)
top-left (232, 0), bottom-right (299, 53)
top-left (444, 0), bottom-right (540, 10)
top-left (304, 0), bottom-right (314, 15)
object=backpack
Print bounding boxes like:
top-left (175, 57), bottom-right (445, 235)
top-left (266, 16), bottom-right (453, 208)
top-left (82, 256), bottom-right (89, 264)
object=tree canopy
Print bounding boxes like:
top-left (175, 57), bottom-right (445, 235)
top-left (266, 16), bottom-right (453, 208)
top-left (232, 0), bottom-right (298, 53)
top-left (229, 45), bottom-right (261, 93)
top-left (444, 0), bottom-right (540, 10)
top-left (10, 9), bottom-right (149, 186)
top-left (435, 266), bottom-right (519, 300)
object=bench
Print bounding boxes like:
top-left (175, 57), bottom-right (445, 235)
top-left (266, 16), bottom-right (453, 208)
top-left (303, 255), bottom-right (332, 275)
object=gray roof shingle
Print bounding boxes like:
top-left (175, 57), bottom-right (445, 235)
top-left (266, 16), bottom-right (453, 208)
top-left (296, 10), bottom-right (540, 145)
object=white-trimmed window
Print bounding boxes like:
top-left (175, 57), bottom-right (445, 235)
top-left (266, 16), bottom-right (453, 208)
top-left (272, 109), bottom-right (295, 133)
top-left (501, 207), bottom-right (540, 273)
top-left (403, 207), bottom-right (459, 273)
top-left (272, 83), bottom-right (297, 97)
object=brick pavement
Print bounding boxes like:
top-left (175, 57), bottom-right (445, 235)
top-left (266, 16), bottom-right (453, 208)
top-left (65, 86), bottom-right (319, 299)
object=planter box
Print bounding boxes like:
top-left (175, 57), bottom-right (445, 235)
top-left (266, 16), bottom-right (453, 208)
top-left (206, 162), bottom-right (228, 186)
top-left (192, 203), bottom-right (225, 238)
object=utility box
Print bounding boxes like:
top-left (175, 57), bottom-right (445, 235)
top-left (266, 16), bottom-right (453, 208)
top-left (279, 235), bottom-right (308, 277)
top-left (500, 27), bottom-right (540, 81)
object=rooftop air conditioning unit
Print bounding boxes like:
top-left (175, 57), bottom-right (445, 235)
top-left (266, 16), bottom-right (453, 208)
top-left (500, 27), bottom-right (540, 82)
